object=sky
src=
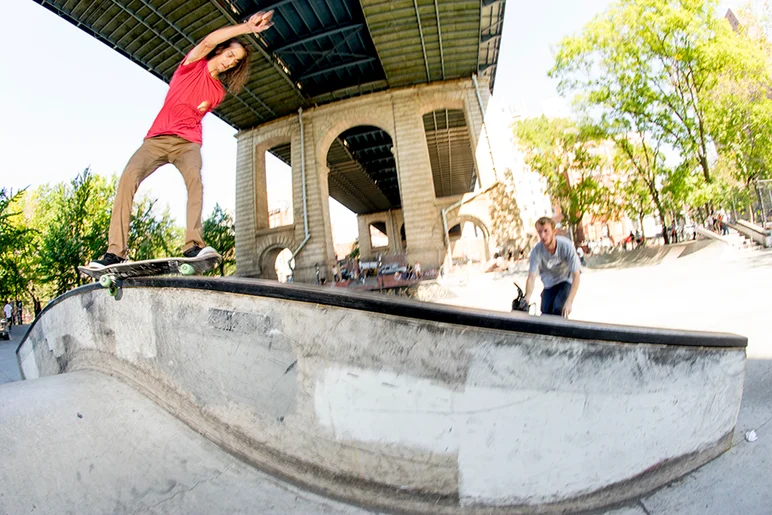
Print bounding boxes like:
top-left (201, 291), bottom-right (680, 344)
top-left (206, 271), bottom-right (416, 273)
top-left (0, 0), bottom-right (739, 244)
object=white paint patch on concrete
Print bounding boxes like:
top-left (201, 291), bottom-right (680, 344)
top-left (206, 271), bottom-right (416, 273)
top-left (315, 346), bottom-right (745, 506)
top-left (455, 388), bottom-right (734, 505)
top-left (315, 367), bottom-right (458, 453)
top-left (20, 347), bottom-right (39, 380)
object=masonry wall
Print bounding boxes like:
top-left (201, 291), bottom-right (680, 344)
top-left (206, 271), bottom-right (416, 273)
top-left (357, 209), bottom-right (406, 261)
top-left (235, 78), bottom-right (499, 282)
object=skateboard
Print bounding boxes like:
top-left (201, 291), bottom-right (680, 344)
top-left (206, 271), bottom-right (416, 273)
top-left (511, 282), bottom-right (535, 314)
top-left (79, 253), bottom-right (221, 297)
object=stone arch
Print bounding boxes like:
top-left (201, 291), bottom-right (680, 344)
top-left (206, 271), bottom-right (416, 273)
top-left (316, 117), bottom-right (396, 177)
top-left (448, 214), bottom-right (490, 239)
top-left (250, 120), bottom-right (296, 150)
top-left (323, 117), bottom-right (402, 267)
top-left (255, 232), bottom-right (296, 280)
top-left (446, 214), bottom-right (491, 262)
top-left (417, 97), bottom-right (466, 118)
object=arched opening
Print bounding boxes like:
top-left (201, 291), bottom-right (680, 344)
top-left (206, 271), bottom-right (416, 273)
top-left (423, 109), bottom-right (477, 198)
top-left (266, 143), bottom-right (293, 228)
top-left (369, 221), bottom-right (389, 249)
top-left (326, 125), bottom-right (401, 263)
top-left (261, 247), bottom-right (293, 282)
top-left (400, 224), bottom-right (406, 250)
top-left (448, 219), bottom-right (490, 264)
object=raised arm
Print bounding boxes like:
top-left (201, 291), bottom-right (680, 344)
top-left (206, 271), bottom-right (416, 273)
top-left (184, 11), bottom-right (273, 65)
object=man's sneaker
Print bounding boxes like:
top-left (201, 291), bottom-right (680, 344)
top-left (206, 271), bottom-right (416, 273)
top-left (87, 252), bottom-right (126, 269)
top-left (183, 245), bottom-right (218, 259)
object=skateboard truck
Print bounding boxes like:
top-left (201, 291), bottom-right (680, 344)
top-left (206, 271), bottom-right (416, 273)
top-left (99, 274), bottom-right (120, 297)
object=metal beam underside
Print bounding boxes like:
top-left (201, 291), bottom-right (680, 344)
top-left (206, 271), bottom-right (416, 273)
top-left (33, 0), bottom-right (506, 130)
top-left (423, 109), bottom-right (476, 198)
top-left (326, 125), bottom-right (399, 214)
top-left (360, 0), bottom-right (481, 87)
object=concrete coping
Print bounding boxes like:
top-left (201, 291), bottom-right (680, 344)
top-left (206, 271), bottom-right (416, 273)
top-left (19, 276), bottom-right (746, 355)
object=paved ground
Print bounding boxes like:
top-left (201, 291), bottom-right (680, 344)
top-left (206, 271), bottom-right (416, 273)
top-left (3, 242), bottom-right (769, 513)
top-left (0, 370), bottom-right (371, 515)
top-left (438, 241), bottom-right (772, 514)
top-left (0, 323), bottom-right (26, 384)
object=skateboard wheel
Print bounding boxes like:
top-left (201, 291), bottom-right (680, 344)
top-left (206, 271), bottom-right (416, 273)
top-left (180, 263), bottom-right (195, 276)
top-left (99, 275), bottom-right (114, 288)
top-left (108, 285), bottom-right (118, 297)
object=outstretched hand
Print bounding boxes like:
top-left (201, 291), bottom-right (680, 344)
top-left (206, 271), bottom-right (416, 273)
top-left (245, 11), bottom-right (273, 34)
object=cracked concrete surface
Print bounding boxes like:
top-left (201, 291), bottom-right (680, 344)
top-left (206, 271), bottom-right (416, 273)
top-left (0, 371), bottom-right (372, 515)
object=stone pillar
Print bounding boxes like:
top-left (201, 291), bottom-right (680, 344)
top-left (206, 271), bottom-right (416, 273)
top-left (236, 81), bottom-right (503, 281)
top-left (291, 115), bottom-right (337, 283)
top-left (252, 146), bottom-right (270, 231)
top-left (357, 215), bottom-right (374, 260)
top-left (391, 94), bottom-right (445, 269)
top-left (393, 209), bottom-right (406, 253)
top-left (234, 131), bottom-right (258, 276)
top-left (387, 209), bottom-right (402, 253)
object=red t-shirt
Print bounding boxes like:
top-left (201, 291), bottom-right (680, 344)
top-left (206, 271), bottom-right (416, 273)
top-left (146, 55), bottom-right (226, 145)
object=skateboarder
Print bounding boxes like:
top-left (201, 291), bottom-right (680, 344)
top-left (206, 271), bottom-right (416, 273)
top-left (89, 11), bottom-right (274, 269)
top-left (523, 217), bottom-right (582, 317)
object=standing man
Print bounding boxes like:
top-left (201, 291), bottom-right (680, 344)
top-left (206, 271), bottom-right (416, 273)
top-left (3, 301), bottom-right (12, 331)
top-left (89, 11), bottom-right (274, 268)
top-left (524, 217), bottom-right (582, 317)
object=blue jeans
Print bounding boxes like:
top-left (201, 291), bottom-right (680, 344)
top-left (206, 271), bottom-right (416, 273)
top-left (541, 281), bottom-right (572, 316)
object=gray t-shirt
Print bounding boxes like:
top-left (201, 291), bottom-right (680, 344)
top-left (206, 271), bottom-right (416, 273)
top-left (528, 236), bottom-right (581, 289)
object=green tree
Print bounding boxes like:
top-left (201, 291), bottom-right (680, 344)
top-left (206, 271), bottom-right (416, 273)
top-left (127, 196), bottom-right (183, 261)
top-left (613, 131), bottom-right (680, 242)
top-left (706, 34), bottom-right (772, 208)
top-left (609, 144), bottom-right (657, 242)
top-left (0, 188), bottom-right (36, 303)
top-left (348, 239), bottom-right (360, 259)
top-left (202, 203), bottom-right (235, 276)
top-left (37, 169), bottom-right (114, 295)
top-left (551, 0), bottom-right (769, 188)
top-left (513, 116), bottom-right (612, 242)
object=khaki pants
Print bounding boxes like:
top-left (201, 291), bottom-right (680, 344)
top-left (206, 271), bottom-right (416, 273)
top-left (108, 135), bottom-right (205, 258)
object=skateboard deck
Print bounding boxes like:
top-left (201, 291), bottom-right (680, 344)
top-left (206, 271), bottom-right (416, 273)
top-left (79, 253), bottom-right (221, 296)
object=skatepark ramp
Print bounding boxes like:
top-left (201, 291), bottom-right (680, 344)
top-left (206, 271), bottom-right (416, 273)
top-left (16, 277), bottom-right (746, 513)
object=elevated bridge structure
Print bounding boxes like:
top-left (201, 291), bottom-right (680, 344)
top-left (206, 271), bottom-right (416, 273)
top-left (36, 0), bottom-right (508, 281)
